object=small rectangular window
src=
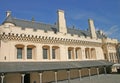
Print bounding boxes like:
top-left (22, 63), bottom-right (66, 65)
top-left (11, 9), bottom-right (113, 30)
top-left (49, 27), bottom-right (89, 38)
top-left (68, 50), bottom-right (72, 59)
top-left (52, 49), bottom-right (55, 59)
top-left (17, 48), bottom-right (22, 59)
top-left (43, 48), bottom-right (48, 59)
top-left (27, 48), bottom-right (32, 59)
top-left (76, 50), bottom-right (78, 59)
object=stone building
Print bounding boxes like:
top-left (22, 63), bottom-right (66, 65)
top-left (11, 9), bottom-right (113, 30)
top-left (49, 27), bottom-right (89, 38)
top-left (116, 43), bottom-right (120, 64)
top-left (0, 10), bottom-right (119, 83)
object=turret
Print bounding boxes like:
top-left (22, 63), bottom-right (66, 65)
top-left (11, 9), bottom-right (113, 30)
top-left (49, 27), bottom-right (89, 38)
top-left (57, 10), bottom-right (67, 34)
top-left (3, 11), bottom-right (15, 26)
top-left (6, 11), bottom-right (11, 17)
top-left (88, 19), bottom-right (97, 39)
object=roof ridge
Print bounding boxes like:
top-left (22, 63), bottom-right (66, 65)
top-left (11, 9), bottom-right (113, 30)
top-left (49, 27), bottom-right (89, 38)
top-left (13, 17), bottom-right (56, 27)
top-left (68, 27), bottom-right (89, 32)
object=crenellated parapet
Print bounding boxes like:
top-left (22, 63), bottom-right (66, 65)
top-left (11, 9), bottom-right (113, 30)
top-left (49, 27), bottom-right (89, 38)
top-left (0, 31), bottom-right (102, 47)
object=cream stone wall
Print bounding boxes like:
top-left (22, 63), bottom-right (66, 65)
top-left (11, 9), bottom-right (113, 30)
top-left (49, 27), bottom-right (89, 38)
top-left (102, 38), bottom-right (118, 63)
top-left (0, 10), bottom-right (119, 83)
top-left (0, 10), bottom-right (119, 63)
top-left (0, 40), bottom-right (104, 61)
top-left (0, 24), bottom-right (105, 61)
top-left (0, 25), bottom-right (102, 43)
top-left (0, 11), bottom-right (118, 63)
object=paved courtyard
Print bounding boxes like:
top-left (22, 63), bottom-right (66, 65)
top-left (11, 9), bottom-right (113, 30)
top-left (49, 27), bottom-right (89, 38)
top-left (52, 74), bottom-right (120, 83)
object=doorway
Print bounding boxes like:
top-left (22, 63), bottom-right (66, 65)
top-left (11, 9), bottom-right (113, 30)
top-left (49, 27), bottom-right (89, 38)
top-left (24, 74), bottom-right (30, 83)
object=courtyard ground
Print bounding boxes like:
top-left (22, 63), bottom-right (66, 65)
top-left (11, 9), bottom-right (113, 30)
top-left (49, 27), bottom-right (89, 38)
top-left (52, 74), bottom-right (120, 83)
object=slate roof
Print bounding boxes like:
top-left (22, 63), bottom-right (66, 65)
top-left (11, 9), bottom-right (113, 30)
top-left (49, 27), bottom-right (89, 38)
top-left (67, 28), bottom-right (90, 37)
top-left (3, 15), bottom-right (58, 33)
top-left (2, 15), bottom-right (106, 38)
top-left (0, 60), bottom-right (113, 73)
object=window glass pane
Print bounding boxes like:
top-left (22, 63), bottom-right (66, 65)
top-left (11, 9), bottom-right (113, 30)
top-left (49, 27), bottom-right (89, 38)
top-left (68, 50), bottom-right (71, 59)
top-left (76, 50), bottom-right (78, 59)
top-left (17, 48), bottom-right (22, 59)
top-left (119, 48), bottom-right (120, 52)
top-left (43, 48), bottom-right (48, 59)
top-left (27, 48), bottom-right (32, 59)
top-left (85, 49), bottom-right (89, 59)
top-left (52, 49), bottom-right (55, 59)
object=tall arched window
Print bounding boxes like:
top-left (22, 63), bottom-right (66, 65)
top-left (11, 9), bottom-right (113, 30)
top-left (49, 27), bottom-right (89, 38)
top-left (42, 45), bottom-right (50, 59)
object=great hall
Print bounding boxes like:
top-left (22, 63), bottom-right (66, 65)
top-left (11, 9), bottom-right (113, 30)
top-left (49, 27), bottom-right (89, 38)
top-left (0, 10), bottom-right (120, 83)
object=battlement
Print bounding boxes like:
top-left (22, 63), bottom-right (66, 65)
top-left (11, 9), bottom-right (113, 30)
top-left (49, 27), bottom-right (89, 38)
top-left (0, 25), bottom-right (102, 44)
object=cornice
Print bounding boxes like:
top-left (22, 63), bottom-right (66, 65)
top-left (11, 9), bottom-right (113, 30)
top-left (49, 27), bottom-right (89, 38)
top-left (0, 33), bottom-right (102, 47)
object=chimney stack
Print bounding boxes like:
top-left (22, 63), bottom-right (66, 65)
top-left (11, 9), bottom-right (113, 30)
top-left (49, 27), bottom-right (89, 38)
top-left (88, 19), bottom-right (97, 39)
top-left (6, 11), bottom-right (11, 17)
top-left (57, 9), bottom-right (67, 34)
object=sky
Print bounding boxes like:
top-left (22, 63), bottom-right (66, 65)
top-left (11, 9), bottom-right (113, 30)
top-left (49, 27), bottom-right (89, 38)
top-left (0, 0), bottom-right (120, 40)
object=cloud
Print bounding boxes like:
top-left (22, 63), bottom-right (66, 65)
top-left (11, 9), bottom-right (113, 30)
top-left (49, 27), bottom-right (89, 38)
top-left (68, 11), bottom-right (112, 24)
top-left (105, 25), bottom-right (119, 36)
top-left (103, 25), bottom-right (120, 40)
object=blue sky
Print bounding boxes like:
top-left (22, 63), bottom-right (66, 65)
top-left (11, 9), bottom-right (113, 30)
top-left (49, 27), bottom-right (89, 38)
top-left (0, 0), bottom-right (120, 40)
